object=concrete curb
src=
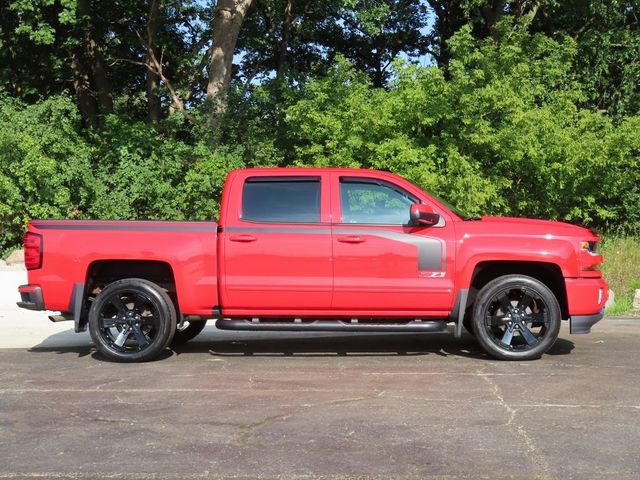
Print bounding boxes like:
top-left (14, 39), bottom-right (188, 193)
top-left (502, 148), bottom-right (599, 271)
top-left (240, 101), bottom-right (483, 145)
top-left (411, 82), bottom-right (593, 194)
top-left (0, 269), bottom-right (27, 307)
top-left (0, 268), bottom-right (90, 349)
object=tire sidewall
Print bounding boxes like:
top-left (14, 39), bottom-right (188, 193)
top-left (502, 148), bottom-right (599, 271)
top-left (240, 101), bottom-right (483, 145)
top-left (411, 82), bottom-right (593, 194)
top-left (472, 275), bottom-right (561, 361)
top-left (88, 278), bottom-right (177, 362)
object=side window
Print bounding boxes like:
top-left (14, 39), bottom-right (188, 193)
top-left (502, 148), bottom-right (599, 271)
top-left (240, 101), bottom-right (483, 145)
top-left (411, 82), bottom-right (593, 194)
top-left (242, 176), bottom-right (321, 223)
top-left (340, 177), bottom-right (417, 225)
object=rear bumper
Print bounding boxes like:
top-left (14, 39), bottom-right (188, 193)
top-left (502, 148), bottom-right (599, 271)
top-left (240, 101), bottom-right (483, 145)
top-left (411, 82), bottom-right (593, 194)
top-left (570, 309), bottom-right (604, 334)
top-left (17, 284), bottom-right (45, 311)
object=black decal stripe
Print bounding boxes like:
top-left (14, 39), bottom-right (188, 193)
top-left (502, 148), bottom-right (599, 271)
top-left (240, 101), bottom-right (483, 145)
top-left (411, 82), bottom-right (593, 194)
top-left (338, 228), bottom-right (445, 271)
top-left (224, 225), bottom-right (444, 271)
top-left (32, 223), bottom-right (218, 232)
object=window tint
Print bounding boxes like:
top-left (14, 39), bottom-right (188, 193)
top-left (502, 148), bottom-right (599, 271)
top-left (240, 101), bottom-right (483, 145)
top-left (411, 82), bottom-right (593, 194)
top-left (242, 177), bottom-right (321, 223)
top-left (340, 178), bottom-right (416, 225)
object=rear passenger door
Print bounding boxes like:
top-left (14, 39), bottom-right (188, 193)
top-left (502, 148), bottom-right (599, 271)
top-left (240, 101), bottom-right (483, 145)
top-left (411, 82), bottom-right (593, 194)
top-left (220, 173), bottom-right (333, 314)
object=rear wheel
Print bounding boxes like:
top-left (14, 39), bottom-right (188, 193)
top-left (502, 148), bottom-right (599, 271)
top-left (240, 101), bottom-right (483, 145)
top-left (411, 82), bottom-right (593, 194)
top-left (88, 278), bottom-right (176, 362)
top-left (472, 275), bottom-right (561, 360)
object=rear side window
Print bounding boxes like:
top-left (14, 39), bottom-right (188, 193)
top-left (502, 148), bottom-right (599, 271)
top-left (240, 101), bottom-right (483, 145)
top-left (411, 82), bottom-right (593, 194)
top-left (242, 176), bottom-right (321, 223)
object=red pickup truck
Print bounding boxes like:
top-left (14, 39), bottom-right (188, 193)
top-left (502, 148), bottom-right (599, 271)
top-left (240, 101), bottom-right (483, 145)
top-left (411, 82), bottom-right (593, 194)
top-left (17, 168), bottom-right (607, 362)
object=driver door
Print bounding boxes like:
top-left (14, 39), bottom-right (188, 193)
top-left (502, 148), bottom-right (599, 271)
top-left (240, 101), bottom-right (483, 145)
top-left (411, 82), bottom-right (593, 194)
top-left (331, 174), bottom-right (455, 314)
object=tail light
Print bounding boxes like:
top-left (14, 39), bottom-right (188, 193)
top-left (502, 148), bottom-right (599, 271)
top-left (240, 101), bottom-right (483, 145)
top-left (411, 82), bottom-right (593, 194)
top-left (24, 232), bottom-right (43, 270)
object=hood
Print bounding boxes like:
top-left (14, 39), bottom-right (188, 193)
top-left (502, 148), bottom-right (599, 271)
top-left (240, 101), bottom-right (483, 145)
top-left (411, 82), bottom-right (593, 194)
top-left (476, 216), bottom-right (598, 239)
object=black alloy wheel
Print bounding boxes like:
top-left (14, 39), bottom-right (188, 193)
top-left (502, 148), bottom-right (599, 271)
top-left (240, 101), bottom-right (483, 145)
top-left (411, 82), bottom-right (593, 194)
top-left (472, 275), bottom-right (561, 360)
top-left (88, 278), bottom-right (176, 362)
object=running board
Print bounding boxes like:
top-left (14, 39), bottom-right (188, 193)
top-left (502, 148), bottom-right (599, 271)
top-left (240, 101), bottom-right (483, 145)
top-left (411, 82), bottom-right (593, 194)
top-left (215, 319), bottom-right (449, 333)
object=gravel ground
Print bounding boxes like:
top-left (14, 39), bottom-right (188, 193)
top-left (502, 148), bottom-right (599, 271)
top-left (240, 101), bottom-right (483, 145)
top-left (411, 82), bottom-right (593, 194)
top-left (0, 319), bottom-right (639, 479)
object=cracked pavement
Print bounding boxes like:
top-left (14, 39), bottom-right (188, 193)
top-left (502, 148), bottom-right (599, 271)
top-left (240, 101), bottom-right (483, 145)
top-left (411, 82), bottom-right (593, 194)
top-left (0, 319), bottom-right (639, 479)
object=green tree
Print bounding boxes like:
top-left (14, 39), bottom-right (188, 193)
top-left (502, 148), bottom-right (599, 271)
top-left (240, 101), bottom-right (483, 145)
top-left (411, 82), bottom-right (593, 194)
top-left (530, 0), bottom-right (640, 117)
top-left (285, 21), bottom-right (640, 230)
top-left (0, 94), bottom-right (94, 251)
top-left (237, 0), bottom-right (431, 87)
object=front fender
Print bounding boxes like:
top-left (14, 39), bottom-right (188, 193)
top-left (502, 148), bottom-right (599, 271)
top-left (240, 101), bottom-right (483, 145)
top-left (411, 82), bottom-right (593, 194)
top-left (456, 234), bottom-right (577, 288)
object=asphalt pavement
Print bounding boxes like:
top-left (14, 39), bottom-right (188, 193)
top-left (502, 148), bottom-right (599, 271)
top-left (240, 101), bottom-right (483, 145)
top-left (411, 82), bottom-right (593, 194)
top-left (1, 269), bottom-right (639, 479)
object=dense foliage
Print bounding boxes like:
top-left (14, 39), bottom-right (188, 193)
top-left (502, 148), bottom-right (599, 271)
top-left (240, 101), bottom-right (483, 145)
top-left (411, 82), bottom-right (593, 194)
top-left (1, 1), bottom-right (639, 252)
top-left (0, 95), bottom-right (245, 250)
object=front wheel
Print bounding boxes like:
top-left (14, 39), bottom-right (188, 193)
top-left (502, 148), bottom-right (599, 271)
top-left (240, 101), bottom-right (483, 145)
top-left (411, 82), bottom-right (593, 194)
top-left (88, 278), bottom-right (177, 362)
top-left (472, 275), bottom-right (561, 361)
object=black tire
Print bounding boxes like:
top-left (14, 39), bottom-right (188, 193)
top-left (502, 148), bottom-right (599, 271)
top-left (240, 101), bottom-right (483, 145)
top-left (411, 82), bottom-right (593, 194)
top-left (171, 319), bottom-right (207, 345)
top-left (88, 278), bottom-right (177, 362)
top-left (472, 275), bottom-right (561, 361)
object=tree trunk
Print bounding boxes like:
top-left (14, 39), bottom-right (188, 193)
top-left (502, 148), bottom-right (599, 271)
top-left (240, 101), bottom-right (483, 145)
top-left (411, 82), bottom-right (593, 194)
top-left (87, 37), bottom-right (113, 113)
top-left (373, 45), bottom-right (384, 88)
top-left (77, 0), bottom-right (113, 114)
top-left (146, 0), bottom-right (162, 122)
top-left (70, 49), bottom-right (99, 129)
top-left (206, 0), bottom-right (253, 124)
top-left (481, 0), bottom-right (506, 34)
top-left (519, 0), bottom-right (541, 28)
top-left (276, 0), bottom-right (292, 78)
top-left (428, 0), bottom-right (467, 69)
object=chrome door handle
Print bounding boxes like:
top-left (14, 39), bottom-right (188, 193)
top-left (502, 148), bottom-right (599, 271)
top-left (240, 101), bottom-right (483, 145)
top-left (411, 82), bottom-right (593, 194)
top-left (337, 235), bottom-right (366, 244)
top-left (229, 234), bottom-right (257, 242)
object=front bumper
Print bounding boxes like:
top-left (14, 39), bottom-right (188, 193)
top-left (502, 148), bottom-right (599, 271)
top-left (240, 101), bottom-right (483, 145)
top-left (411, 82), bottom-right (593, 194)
top-left (566, 277), bottom-right (608, 313)
top-left (570, 309), bottom-right (604, 334)
top-left (17, 284), bottom-right (45, 311)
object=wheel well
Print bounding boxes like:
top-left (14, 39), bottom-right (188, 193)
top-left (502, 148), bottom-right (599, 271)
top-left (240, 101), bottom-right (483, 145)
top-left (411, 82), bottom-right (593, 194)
top-left (81, 260), bottom-right (178, 328)
top-left (468, 261), bottom-right (568, 320)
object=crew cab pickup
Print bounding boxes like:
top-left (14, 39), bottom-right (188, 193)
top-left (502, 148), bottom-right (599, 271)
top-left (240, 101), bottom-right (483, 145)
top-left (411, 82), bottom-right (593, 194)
top-left (17, 168), bottom-right (608, 362)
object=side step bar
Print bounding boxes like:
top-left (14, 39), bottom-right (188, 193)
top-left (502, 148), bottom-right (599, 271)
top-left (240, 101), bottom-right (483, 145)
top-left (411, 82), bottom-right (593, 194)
top-left (216, 319), bottom-right (449, 333)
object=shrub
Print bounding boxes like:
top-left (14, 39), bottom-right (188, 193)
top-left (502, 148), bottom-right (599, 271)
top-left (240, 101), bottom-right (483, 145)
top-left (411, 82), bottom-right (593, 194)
top-left (0, 94), bottom-right (94, 252)
top-left (0, 96), bottom-right (248, 253)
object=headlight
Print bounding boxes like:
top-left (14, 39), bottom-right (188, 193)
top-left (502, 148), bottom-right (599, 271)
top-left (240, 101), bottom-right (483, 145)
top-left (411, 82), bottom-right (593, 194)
top-left (580, 241), bottom-right (598, 255)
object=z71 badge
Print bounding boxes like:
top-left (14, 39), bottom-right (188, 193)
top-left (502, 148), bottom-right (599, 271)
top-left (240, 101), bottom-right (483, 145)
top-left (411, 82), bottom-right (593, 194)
top-left (419, 271), bottom-right (446, 278)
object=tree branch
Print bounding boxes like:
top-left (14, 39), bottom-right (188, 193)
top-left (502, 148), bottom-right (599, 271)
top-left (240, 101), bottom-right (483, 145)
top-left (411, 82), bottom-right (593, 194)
top-left (128, 28), bottom-right (198, 124)
top-left (111, 57), bottom-right (198, 124)
top-left (574, 16), bottom-right (595, 40)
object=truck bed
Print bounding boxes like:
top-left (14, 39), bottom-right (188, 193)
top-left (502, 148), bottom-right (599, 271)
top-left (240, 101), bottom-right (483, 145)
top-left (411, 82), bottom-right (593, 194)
top-left (23, 220), bottom-right (219, 317)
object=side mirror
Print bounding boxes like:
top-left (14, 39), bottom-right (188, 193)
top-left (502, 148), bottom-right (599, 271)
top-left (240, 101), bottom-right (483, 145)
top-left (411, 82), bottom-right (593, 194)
top-left (410, 204), bottom-right (440, 227)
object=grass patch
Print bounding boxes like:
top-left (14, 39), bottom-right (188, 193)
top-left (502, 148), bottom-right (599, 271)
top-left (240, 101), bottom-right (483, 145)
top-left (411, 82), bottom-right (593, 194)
top-left (600, 236), bottom-right (640, 316)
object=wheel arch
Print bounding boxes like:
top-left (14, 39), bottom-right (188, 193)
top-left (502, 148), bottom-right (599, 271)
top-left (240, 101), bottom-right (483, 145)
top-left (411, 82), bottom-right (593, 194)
top-left (77, 260), bottom-right (178, 331)
top-left (466, 261), bottom-right (568, 321)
